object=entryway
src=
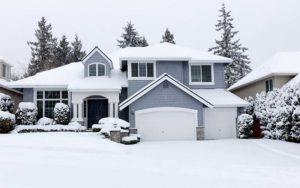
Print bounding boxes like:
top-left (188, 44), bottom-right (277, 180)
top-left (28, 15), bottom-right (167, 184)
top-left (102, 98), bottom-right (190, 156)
top-left (87, 98), bottom-right (108, 128)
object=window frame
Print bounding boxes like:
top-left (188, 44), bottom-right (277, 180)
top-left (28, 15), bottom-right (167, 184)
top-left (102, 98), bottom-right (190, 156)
top-left (88, 63), bottom-right (106, 77)
top-left (128, 61), bottom-right (156, 80)
top-left (265, 79), bottom-right (273, 92)
top-left (189, 63), bottom-right (214, 85)
top-left (34, 89), bottom-right (69, 118)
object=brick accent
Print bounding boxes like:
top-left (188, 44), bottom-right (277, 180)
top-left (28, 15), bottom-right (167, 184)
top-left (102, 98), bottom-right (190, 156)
top-left (196, 127), bottom-right (205, 140)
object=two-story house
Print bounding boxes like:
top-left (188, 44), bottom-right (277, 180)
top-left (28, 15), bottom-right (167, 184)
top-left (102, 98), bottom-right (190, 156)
top-left (0, 57), bottom-right (23, 112)
top-left (9, 43), bottom-right (248, 140)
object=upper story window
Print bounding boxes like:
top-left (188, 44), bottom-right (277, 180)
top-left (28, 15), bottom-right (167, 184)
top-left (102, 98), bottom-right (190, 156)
top-left (88, 63), bottom-right (106, 77)
top-left (266, 79), bottom-right (273, 92)
top-left (129, 62), bottom-right (155, 79)
top-left (189, 64), bottom-right (214, 85)
top-left (2, 64), bottom-right (6, 78)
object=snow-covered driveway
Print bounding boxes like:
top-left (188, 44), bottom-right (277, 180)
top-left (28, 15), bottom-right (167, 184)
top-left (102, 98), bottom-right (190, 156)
top-left (0, 133), bottom-right (300, 188)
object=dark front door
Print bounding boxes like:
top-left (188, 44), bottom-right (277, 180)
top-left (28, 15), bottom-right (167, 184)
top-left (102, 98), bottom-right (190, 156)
top-left (88, 99), bottom-right (108, 128)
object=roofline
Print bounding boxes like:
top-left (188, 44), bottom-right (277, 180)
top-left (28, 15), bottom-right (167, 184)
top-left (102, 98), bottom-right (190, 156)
top-left (82, 46), bottom-right (113, 68)
top-left (119, 73), bottom-right (213, 110)
top-left (9, 85), bottom-right (68, 89)
top-left (119, 57), bottom-right (231, 63)
top-left (68, 88), bottom-right (121, 93)
top-left (0, 59), bottom-right (13, 67)
top-left (0, 84), bottom-right (23, 95)
top-left (228, 72), bottom-right (298, 91)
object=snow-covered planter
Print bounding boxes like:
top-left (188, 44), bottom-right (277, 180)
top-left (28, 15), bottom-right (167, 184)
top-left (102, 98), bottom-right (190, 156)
top-left (13, 121), bottom-right (86, 133)
top-left (0, 111), bottom-right (15, 133)
top-left (121, 134), bottom-right (140, 145)
top-left (16, 102), bottom-right (38, 125)
top-left (37, 117), bottom-right (54, 126)
top-left (95, 117), bottom-right (130, 136)
top-left (0, 93), bottom-right (14, 113)
top-left (237, 114), bottom-right (254, 138)
top-left (53, 103), bottom-right (70, 125)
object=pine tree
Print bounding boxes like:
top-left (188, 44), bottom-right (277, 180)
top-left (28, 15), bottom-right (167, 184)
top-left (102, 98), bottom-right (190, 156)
top-left (54, 35), bottom-right (71, 66)
top-left (138, 36), bottom-right (149, 47)
top-left (69, 34), bottom-right (86, 62)
top-left (161, 28), bottom-right (175, 44)
top-left (117, 22), bottom-right (145, 48)
top-left (209, 3), bottom-right (251, 88)
top-left (27, 17), bottom-right (57, 76)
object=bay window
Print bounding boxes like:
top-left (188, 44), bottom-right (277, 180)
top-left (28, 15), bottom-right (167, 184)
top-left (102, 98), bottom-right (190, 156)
top-left (36, 90), bottom-right (69, 119)
top-left (190, 64), bottom-right (213, 84)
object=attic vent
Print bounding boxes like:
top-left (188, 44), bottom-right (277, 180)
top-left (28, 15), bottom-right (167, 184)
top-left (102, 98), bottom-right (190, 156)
top-left (163, 81), bottom-right (169, 88)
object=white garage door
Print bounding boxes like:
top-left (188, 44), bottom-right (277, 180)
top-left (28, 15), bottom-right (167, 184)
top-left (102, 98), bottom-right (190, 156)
top-left (204, 107), bottom-right (237, 139)
top-left (135, 107), bottom-right (197, 141)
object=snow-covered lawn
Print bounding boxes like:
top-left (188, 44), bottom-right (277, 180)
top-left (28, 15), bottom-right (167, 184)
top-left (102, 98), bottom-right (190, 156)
top-left (0, 133), bottom-right (300, 188)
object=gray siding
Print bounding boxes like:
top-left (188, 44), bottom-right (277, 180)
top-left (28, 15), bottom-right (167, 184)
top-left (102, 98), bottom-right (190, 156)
top-left (128, 80), bottom-right (204, 128)
top-left (183, 63), bottom-right (226, 89)
top-left (23, 88), bottom-right (34, 102)
top-left (128, 80), bottom-right (152, 96)
top-left (156, 61), bottom-right (184, 82)
top-left (84, 51), bottom-right (111, 77)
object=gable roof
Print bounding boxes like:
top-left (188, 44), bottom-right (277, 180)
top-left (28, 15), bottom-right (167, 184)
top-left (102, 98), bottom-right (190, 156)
top-left (119, 73), bottom-right (214, 110)
top-left (115, 43), bottom-right (232, 63)
top-left (82, 46), bottom-right (113, 68)
top-left (228, 52), bottom-right (300, 91)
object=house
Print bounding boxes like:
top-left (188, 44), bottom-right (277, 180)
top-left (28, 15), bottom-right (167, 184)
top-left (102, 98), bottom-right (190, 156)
top-left (0, 57), bottom-right (23, 112)
top-left (9, 43), bottom-right (248, 140)
top-left (228, 52), bottom-right (300, 99)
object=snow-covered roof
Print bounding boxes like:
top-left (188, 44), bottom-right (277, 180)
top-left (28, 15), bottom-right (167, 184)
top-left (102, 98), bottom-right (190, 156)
top-left (0, 57), bottom-right (13, 67)
top-left (9, 62), bottom-right (127, 89)
top-left (228, 52), bottom-right (300, 91)
top-left (192, 89), bottom-right (249, 107)
top-left (113, 43), bottom-right (232, 63)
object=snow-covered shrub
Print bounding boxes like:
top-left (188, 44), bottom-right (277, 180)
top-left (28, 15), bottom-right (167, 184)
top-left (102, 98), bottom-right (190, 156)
top-left (53, 103), bottom-right (70, 125)
top-left (121, 134), bottom-right (140, 145)
top-left (291, 106), bottom-right (300, 142)
top-left (37, 117), bottom-right (54, 126)
top-left (0, 111), bottom-right (15, 133)
top-left (16, 102), bottom-right (38, 125)
top-left (237, 114), bottom-right (253, 138)
top-left (0, 93), bottom-right (14, 113)
top-left (244, 96), bottom-right (255, 116)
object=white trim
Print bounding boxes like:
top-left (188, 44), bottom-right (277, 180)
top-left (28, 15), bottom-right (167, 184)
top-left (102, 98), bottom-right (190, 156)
top-left (82, 47), bottom-right (113, 68)
top-left (88, 62), bottom-right (107, 77)
top-left (136, 107), bottom-right (198, 127)
top-left (128, 61), bottom-right (156, 80)
top-left (189, 63), bottom-right (215, 85)
top-left (119, 73), bottom-right (213, 110)
top-left (120, 57), bottom-right (232, 63)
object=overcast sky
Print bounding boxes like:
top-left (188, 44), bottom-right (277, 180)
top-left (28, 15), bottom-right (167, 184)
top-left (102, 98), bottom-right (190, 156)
top-left (0, 0), bottom-right (300, 74)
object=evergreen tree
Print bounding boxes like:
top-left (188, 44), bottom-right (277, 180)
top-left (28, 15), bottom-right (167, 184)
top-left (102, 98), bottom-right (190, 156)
top-left (138, 36), bottom-right (149, 47)
top-left (69, 34), bottom-right (86, 62)
top-left (27, 17), bottom-right (57, 76)
top-left (161, 28), bottom-right (175, 44)
top-left (209, 3), bottom-right (251, 88)
top-left (117, 22), bottom-right (145, 48)
top-left (54, 35), bottom-right (71, 66)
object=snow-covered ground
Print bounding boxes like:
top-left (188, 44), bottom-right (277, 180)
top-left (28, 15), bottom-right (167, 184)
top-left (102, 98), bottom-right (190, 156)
top-left (0, 133), bottom-right (300, 188)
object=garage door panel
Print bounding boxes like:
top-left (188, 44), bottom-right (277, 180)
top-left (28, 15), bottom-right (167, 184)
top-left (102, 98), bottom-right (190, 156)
top-left (136, 108), bottom-right (197, 141)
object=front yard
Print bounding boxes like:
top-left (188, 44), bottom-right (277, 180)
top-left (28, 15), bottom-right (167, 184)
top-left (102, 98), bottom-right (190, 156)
top-left (0, 133), bottom-right (300, 188)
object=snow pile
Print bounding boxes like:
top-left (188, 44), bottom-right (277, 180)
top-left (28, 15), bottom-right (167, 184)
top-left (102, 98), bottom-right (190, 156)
top-left (53, 103), bottom-right (70, 125)
top-left (237, 114), bottom-right (253, 138)
top-left (246, 84), bottom-right (300, 142)
top-left (0, 111), bottom-right (15, 133)
top-left (16, 102), bottom-right (38, 125)
top-left (0, 93), bottom-right (14, 113)
top-left (13, 121), bottom-right (86, 133)
top-left (37, 117), bottom-right (54, 125)
top-left (121, 134), bottom-right (140, 145)
top-left (92, 117), bottom-right (130, 134)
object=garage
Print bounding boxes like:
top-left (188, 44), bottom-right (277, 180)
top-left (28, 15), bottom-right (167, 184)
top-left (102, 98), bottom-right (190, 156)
top-left (135, 107), bottom-right (197, 141)
top-left (204, 107), bottom-right (237, 139)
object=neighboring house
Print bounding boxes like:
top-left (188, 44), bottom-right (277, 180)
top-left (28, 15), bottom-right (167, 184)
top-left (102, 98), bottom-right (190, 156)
top-left (9, 43), bottom-right (248, 140)
top-left (228, 52), bottom-right (300, 99)
top-left (0, 57), bottom-right (23, 112)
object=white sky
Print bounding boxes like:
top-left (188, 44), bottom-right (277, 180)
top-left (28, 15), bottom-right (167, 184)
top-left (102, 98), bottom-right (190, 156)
top-left (0, 0), bottom-right (300, 74)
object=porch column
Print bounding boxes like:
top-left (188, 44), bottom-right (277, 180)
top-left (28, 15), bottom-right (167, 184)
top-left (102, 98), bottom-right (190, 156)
top-left (72, 103), bottom-right (78, 119)
top-left (77, 102), bottom-right (83, 121)
top-left (114, 102), bottom-right (119, 118)
top-left (109, 102), bottom-right (114, 117)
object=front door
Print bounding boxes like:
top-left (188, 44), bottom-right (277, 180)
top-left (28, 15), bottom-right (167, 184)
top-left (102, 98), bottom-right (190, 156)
top-left (88, 99), bottom-right (108, 128)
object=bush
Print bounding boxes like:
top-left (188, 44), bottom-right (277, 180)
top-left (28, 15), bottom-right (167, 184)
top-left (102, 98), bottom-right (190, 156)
top-left (37, 117), bottom-right (54, 125)
top-left (0, 93), bottom-right (14, 113)
top-left (237, 114), bottom-right (254, 138)
top-left (16, 102), bottom-right (38, 125)
top-left (53, 103), bottom-right (70, 125)
top-left (0, 111), bottom-right (15, 133)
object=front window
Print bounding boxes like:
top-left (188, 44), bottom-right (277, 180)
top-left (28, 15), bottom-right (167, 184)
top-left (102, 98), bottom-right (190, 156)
top-left (89, 63), bottom-right (106, 77)
top-left (266, 79), bottom-right (273, 92)
top-left (36, 90), bottom-right (69, 119)
top-left (130, 62), bottom-right (154, 78)
top-left (190, 65), bottom-right (213, 84)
